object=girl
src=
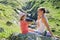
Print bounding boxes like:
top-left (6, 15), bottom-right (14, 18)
top-left (20, 13), bottom-right (36, 40)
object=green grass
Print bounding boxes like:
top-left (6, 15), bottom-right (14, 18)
top-left (0, 3), bottom-right (21, 38)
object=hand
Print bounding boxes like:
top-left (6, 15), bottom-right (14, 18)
top-left (28, 28), bottom-right (35, 32)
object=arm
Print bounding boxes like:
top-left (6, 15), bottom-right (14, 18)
top-left (36, 16), bottom-right (41, 29)
top-left (42, 17), bottom-right (53, 36)
top-left (28, 28), bottom-right (35, 32)
top-left (36, 21), bottom-right (40, 29)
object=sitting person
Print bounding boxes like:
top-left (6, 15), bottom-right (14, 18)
top-left (19, 13), bottom-right (36, 40)
top-left (35, 7), bottom-right (53, 37)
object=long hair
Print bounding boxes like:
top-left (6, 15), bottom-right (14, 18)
top-left (38, 7), bottom-right (45, 13)
top-left (20, 15), bottom-right (25, 21)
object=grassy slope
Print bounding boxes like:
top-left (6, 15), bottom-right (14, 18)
top-left (0, 4), bottom-right (21, 38)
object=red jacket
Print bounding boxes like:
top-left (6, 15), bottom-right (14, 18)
top-left (20, 20), bottom-right (28, 34)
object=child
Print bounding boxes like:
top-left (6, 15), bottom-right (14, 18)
top-left (20, 13), bottom-right (36, 40)
top-left (20, 14), bottom-right (35, 34)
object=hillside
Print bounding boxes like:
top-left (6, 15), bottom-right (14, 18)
top-left (0, 0), bottom-right (60, 39)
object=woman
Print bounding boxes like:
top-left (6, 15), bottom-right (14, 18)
top-left (35, 7), bottom-right (53, 37)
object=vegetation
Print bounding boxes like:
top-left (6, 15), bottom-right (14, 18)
top-left (0, 0), bottom-right (60, 40)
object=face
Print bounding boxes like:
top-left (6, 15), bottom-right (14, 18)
top-left (21, 15), bottom-right (26, 20)
top-left (23, 15), bottom-right (26, 20)
top-left (38, 10), bottom-right (44, 17)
